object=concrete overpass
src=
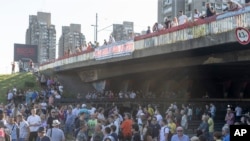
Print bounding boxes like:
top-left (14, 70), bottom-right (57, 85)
top-left (40, 7), bottom-right (250, 98)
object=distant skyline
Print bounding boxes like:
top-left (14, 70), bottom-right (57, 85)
top-left (0, 0), bottom-right (157, 74)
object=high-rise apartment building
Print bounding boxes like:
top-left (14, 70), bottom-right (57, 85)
top-left (58, 24), bottom-right (86, 58)
top-left (158, 0), bottom-right (245, 25)
top-left (26, 12), bottom-right (56, 64)
top-left (112, 21), bottom-right (134, 41)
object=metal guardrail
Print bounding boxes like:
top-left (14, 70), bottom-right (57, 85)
top-left (39, 7), bottom-right (250, 71)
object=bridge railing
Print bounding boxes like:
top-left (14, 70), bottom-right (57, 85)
top-left (39, 7), bottom-right (250, 71)
top-left (134, 6), bottom-right (250, 50)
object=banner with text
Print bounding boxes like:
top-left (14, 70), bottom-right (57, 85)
top-left (94, 41), bottom-right (134, 60)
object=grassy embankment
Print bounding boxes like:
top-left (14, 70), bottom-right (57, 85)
top-left (0, 72), bottom-right (41, 103)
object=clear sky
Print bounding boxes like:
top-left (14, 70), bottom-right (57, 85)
top-left (0, 0), bottom-right (157, 74)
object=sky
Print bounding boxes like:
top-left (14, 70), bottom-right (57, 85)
top-left (0, 0), bottom-right (157, 74)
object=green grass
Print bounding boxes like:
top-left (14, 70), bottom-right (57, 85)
top-left (0, 72), bottom-right (41, 103)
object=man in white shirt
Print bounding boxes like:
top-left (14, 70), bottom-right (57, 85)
top-left (160, 119), bottom-right (169, 141)
top-left (235, 104), bottom-right (242, 122)
top-left (27, 108), bottom-right (41, 141)
top-left (178, 11), bottom-right (188, 25)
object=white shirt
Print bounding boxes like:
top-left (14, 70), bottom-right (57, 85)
top-left (194, 12), bottom-right (201, 20)
top-left (27, 115), bottom-right (41, 132)
top-left (235, 106), bottom-right (242, 116)
top-left (155, 114), bottom-right (163, 124)
top-left (7, 92), bottom-right (13, 100)
top-left (187, 108), bottom-right (193, 116)
top-left (40, 102), bottom-right (47, 110)
top-left (178, 15), bottom-right (188, 25)
top-left (158, 24), bottom-right (164, 30)
top-left (19, 120), bottom-right (29, 138)
top-left (160, 126), bottom-right (169, 141)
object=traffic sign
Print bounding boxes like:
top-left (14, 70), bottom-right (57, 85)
top-left (235, 27), bottom-right (250, 45)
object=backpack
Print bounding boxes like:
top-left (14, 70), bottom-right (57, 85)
top-left (163, 126), bottom-right (172, 141)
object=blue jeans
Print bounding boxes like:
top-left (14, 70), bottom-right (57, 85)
top-left (19, 138), bottom-right (26, 141)
top-left (64, 123), bottom-right (74, 135)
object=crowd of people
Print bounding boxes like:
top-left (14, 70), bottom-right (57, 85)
top-left (148, 1), bottom-right (247, 34)
top-left (3, 71), bottom-right (250, 141)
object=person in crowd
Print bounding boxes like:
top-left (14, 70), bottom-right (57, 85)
top-left (76, 123), bottom-right (88, 141)
top-left (87, 113), bottom-right (98, 140)
top-left (47, 109), bottom-right (59, 129)
top-left (46, 120), bottom-right (65, 141)
top-left (16, 114), bottom-right (29, 141)
top-left (11, 62), bottom-right (15, 74)
top-left (27, 108), bottom-right (41, 141)
top-left (110, 124), bottom-right (118, 141)
top-left (74, 111), bottom-right (87, 138)
top-left (6, 116), bottom-right (19, 141)
top-left (167, 118), bottom-right (176, 139)
top-left (64, 105), bottom-right (75, 139)
top-left (235, 104), bottom-right (242, 122)
top-left (180, 109), bottom-right (188, 132)
top-left (196, 114), bottom-right (209, 139)
top-left (159, 119), bottom-right (170, 141)
top-left (206, 2), bottom-right (216, 18)
top-left (171, 17), bottom-right (178, 27)
top-left (91, 123), bottom-right (104, 141)
top-left (164, 17), bottom-right (172, 29)
top-left (143, 126), bottom-right (153, 141)
top-left (152, 22), bottom-right (164, 32)
top-left (207, 113), bottom-right (214, 141)
top-left (170, 126), bottom-right (189, 141)
top-left (120, 113), bottom-right (133, 141)
top-left (103, 127), bottom-right (115, 141)
top-left (224, 0), bottom-right (242, 11)
top-left (131, 124), bottom-right (140, 141)
top-left (221, 125), bottom-right (230, 141)
top-left (149, 116), bottom-right (161, 141)
top-left (109, 34), bottom-right (116, 44)
top-left (36, 127), bottom-right (50, 141)
top-left (193, 9), bottom-right (201, 21)
top-left (209, 103), bottom-right (216, 119)
top-left (146, 26), bottom-right (151, 34)
top-left (225, 107), bottom-right (235, 125)
top-left (213, 131), bottom-right (222, 141)
top-left (178, 11), bottom-right (188, 25)
top-left (103, 39), bottom-right (108, 46)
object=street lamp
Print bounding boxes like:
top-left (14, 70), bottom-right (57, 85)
top-left (91, 24), bottom-right (97, 42)
top-left (91, 13), bottom-right (98, 43)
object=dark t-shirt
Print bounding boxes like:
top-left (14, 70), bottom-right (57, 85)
top-left (149, 123), bottom-right (161, 138)
top-left (132, 132), bottom-right (141, 141)
top-left (111, 132), bottom-right (118, 141)
top-left (47, 116), bottom-right (58, 128)
top-left (36, 135), bottom-right (51, 141)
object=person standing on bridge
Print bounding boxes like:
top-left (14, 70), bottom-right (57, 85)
top-left (206, 2), bottom-right (216, 18)
top-left (178, 11), bottom-right (188, 25)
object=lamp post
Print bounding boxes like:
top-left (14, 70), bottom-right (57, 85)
top-left (91, 13), bottom-right (98, 43)
top-left (91, 24), bottom-right (96, 42)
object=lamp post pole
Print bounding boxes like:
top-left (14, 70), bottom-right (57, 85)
top-left (96, 13), bottom-right (98, 43)
top-left (91, 25), bottom-right (96, 42)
